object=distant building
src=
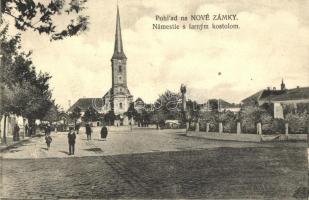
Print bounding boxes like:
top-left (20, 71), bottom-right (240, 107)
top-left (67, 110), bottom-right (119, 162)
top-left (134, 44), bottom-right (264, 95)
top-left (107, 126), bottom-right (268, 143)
top-left (199, 99), bottom-right (240, 113)
top-left (134, 97), bottom-right (153, 113)
top-left (67, 98), bottom-right (103, 115)
top-left (68, 6), bottom-right (133, 126)
top-left (241, 80), bottom-right (309, 118)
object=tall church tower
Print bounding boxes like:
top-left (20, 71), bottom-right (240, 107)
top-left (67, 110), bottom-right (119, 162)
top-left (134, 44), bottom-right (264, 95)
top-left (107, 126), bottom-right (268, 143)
top-left (110, 5), bottom-right (133, 122)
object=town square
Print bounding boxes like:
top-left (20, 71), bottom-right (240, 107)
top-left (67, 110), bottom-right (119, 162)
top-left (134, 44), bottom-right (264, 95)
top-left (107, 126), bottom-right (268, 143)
top-left (0, 0), bottom-right (308, 199)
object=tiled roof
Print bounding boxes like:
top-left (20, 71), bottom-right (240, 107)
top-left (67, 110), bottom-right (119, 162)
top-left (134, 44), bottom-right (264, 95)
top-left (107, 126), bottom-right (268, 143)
top-left (241, 90), bottom-right (263, 105)
top-left (67, 98), bottom-right (103, 112)
top-left (242, 87), bottom-right (309, 105)
top-left (260, 87), bottom-right (309, 102)
top-left (103, 88), bottom-right (112, 99)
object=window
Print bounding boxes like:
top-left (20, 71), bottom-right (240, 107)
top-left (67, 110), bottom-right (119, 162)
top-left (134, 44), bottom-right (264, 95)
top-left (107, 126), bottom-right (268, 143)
top-left (118, 76), bottom-right (122, 83)
top-left (119, 103), bottom-right (123, 109)
top-left (118, 65), bottom-right (122, 72)
top-left (120, 88), bottom-right (122, 92)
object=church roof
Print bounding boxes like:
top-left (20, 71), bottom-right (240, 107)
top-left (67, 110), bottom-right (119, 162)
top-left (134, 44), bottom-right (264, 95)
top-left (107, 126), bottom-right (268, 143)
top-left (67, 98), bottom-right (103, 112)
top-left (112, 6), bottom-right (126, 60)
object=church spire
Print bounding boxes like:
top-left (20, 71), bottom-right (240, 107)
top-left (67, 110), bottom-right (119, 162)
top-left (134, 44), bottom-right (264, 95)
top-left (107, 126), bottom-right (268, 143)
top-left (112, 5), bottom-right (126, 60)
top-left (281, 78), bottom-right (286, 90)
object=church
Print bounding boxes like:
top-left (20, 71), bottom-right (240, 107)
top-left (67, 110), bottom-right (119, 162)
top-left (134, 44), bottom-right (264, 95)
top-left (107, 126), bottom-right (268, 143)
top-left (68, 6), bottom-right (133, 126)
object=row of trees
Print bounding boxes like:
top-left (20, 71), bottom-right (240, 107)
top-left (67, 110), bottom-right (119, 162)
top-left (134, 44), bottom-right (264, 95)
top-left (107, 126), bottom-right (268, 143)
top-left (0, 26), bottom-right (57, 136)
top-left (69, 106), bottom-right (117, 126)
top-left (67, 89), bottom-right (308, 134)
top-left (1, 0), bottom-right (89, 139)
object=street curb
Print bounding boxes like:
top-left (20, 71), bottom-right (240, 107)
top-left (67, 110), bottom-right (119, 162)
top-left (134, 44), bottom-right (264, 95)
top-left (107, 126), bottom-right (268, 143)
top-left (187, 131), bottom-right (262, 142)
top-left (0, 134), bottom-right (44, 153)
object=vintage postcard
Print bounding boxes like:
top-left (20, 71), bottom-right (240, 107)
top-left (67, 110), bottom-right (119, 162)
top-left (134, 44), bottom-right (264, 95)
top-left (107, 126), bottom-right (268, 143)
top-left (0, 0), bottom-right (308, 199)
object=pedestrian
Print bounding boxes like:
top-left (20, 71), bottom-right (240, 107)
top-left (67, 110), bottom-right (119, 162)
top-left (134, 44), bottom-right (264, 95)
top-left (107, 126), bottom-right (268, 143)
top-left (68, 127), bottom-right (76, 155)
top-left (45, 134), bottom-right (52, 150)
top-left (25, 124), bottom-right (29, 136)
top-left (13, 124), bottom-right (20, 141)
top-left (85, 123), bottom-right (92, 140)
top-left (100, 125), bottom-right (108, 140)
top-left (45, 124), bottom-right (51, 136)
top-left (75, 123), bottom-right (80, 134)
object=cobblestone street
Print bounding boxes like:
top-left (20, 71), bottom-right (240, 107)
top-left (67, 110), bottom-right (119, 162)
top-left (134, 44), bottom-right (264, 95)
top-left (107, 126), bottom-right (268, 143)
top-left (1, 127), bottom-right (308, 199)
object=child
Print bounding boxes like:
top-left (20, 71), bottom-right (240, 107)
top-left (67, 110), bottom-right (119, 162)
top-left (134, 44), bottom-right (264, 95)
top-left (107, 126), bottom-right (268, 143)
top-left (45, 134), bottom-right (52, 150)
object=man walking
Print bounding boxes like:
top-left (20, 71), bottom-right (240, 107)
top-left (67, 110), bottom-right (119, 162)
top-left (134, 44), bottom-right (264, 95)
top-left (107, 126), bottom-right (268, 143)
top-left (68, 127), bottom-right (76, 155)
top-left (85, 123), bottom-right (92, 140)
top-left (45, 133), bottom-right (52, 150)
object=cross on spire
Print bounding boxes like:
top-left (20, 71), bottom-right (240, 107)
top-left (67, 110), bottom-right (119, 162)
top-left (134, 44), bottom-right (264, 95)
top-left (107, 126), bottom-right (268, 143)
top-left (112, 5), bottom-right (126, 60)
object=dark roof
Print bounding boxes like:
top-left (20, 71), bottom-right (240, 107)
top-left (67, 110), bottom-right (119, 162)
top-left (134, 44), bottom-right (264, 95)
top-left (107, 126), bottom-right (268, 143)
top-left (199, 99), bottom-right (239, 109)
top-left (67, 98), bottom-right (103, 112)
top-left (241, 90), bottom-right (263, 105)
top-left (135, 97), bottom-right (144, 103)
top-left (260, 87), bottom-right (309, 102)
top-left (242, 87), bottom-right (309, 105)
top-left (208, 99), bottom-right (237, 108)
top-left (259, 90), bottom-right (286, 100)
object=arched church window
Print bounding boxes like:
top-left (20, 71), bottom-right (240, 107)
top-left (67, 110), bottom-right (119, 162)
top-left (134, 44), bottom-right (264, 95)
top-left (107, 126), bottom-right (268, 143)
top-left (118, 76), bottom-right (122, 83)
top-left (119, 103), bottom-right (123, 109)
top-left (119, 65), bottom-right (122, 72)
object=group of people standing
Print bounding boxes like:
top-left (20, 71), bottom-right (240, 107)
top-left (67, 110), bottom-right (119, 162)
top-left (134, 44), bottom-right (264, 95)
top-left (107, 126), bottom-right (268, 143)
top-left (44, 123), bottom-right (109, 156)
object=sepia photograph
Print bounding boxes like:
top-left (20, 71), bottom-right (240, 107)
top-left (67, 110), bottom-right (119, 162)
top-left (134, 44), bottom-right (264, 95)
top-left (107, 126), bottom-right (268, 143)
top-left (0, 0), bottom-right (308, 199)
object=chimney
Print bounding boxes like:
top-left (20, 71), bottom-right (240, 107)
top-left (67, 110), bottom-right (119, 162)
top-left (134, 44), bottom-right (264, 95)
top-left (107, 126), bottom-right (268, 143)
top-left (296, 86), bottom-right (300, 89)
top-left (267, 87), bottom-right (270, 90)
top-left (68, 100), bottom-right (71, 108)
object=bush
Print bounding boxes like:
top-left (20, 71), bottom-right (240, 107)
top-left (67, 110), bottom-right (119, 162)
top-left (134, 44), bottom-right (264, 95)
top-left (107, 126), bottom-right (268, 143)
top-left (271, 119), bottom-right (285, 134)
top-left (239, 105), bottom-right (273, 134)
top-left (285, 112), bottom-right (308, 134)
top-left (209, 121), bottom-right (219, 132)
top-left (220, 111), bottom-right (237, 133)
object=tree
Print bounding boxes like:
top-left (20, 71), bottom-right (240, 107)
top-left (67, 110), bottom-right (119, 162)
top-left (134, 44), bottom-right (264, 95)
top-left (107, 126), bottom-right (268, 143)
top-left (154, 90), bottom-right (182, 122)
top-left (1, 0), bottom-right (89, 40)
top-left (0, 27), bottom-right (54, 137)
top-left (140, 109), bottom-right (151, 127)
top-left (42, 101), bottom-right (59, 123)
top-left (124, 102), bottom-right (138, 129)
top-left (104, 110), bottom-right (115, 126)
top-left (150, 110), bottom-right (167, 129)
top-left (186, 99), bottom-right (200, 129)
top-left (68, 106), bottom-right (81, 126)
top-left (82, 106), bottom-right (99, 123)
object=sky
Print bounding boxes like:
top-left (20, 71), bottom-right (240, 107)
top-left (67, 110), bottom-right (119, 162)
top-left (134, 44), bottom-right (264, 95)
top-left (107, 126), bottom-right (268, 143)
top-left (5, 0), bottom-right (309, 109)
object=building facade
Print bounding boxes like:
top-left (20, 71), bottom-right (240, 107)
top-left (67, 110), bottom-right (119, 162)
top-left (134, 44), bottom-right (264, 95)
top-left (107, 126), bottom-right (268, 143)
top-left (241, 80), bottom-right (309, 118)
